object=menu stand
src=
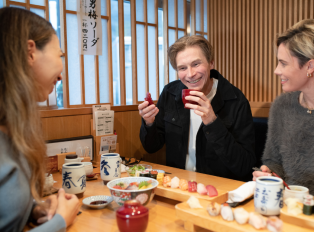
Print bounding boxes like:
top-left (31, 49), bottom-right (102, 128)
top-left (90, 119), bottom-right (119, 166)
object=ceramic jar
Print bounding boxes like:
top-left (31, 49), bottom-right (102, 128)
top-left (116, 200), bottom-right (149, 232)
top-left (100, 153), bottom-right (121, 183)
top-left (254, 176), bottom-right (284, 216)
top-left (62, 162), bottom-right (86, 197)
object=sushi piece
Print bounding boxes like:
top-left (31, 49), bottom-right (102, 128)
top-left (266, 216), bottom-right (283, 232)
top-left (188, 180), bottom-right (197, 192)
top-left (187, 196), bottom-right (203, 209)
top-left (285, 198), bottom-right (303, 215)
top-left (171, 176), bottom-right (180, 188)
top-left (179, 179), bottom-right (188, 191)
top-left (248, 212), bottom-right (266, 229)
top-left (221, 203), bottom-right (234, 221)
top-left (149, 170), bottom-right (158, 179)
top-left (206, 185), bottom-right (218, 197)
top-left (233, 207), bottom-right (249, 224)
top-left (197, 183), bottom-right (207, 195)
top-left (139, 170), bottom-right (150, 177)
top-left (163, 176), bottom-right (171, 187)
top-left (207, 202), bottom-right (221, 216)
top-left (156, 172), bottom-right (164, 185)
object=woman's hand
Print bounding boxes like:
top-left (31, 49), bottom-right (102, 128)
top-left (56, 188), bottom-right (80, 227)
top-left (31, 195), bottom-right (58, 224)
top-left (252, 165), bottom-right (272, 181)
top-left (138, 101), bottom-right (159, 126)
top-left (185, 91), bottom-right (217, 125)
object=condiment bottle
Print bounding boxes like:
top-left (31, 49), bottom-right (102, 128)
top-left (116, 200), bottom-right (149, 232)
top-left (303, 194), bottom-right (313, 215)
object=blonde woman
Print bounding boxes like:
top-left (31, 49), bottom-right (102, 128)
top-left (0, 7), bottom-right (79, 231)
top-left (253, 19), bottom-right (314, 193)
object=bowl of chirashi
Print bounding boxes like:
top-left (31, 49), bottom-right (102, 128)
top-left (107, 177), bottom-right (158, 206)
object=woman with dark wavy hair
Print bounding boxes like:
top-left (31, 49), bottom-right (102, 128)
top-left (0, 7), bottom-right (79, 231)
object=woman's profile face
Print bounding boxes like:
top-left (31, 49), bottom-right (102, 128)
top-left (274, 43), bottom-right (310, 93)
top-left (30, 34), bottom-right (63, 102)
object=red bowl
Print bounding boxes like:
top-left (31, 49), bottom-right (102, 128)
top-left (116, 200), bottom-right (149, 232)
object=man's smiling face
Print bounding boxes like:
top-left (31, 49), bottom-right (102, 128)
top-left (176, 45), bottom-right (214, 95)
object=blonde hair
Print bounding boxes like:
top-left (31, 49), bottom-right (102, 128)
top-left (168, 35), bottom-right (214, 70)
top-left (0, 7), bottom-right (56, 201)
top-left (277, 19), bottom-right (314, 68)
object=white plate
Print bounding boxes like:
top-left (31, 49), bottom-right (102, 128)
top-left (155, 169), bottom-right (165, 173)
top-left (82, 195), bottom-right (113, 209)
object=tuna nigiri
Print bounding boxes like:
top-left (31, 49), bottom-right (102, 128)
top-left (188, 180), bottom-right (197, 192)
top-left (206, 185), bottom-right (218, 197)
top-left (179, 179), bottom-right (188, 191)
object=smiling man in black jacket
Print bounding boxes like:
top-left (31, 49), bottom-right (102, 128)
top-left (138, 35), bottom-right (255, 181)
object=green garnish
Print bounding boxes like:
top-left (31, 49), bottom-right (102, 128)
top-left (128, 165), bottom-right (146, 176)
top-left (116, 182), bottom-right (125, 187)
top-left (138, 181), bottom-right (149, 189)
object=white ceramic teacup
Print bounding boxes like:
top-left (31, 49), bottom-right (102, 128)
top-left (254, 176), bottom-right (284, 216)
top-left (62, 162), bottom-right (86, 196)
top-left (284, 185), bottom-right (309, 203)
top-left (100, 153), bottom-right (122, 183)
top-left (64, 157), bottom-right (84, 164)
top-left (82, 162), bottom-right (93, 175)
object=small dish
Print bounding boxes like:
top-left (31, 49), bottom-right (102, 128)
top-left (82, 195), bottom-right (113, 209)
top-left (155, 169), bottom-right (165, 173)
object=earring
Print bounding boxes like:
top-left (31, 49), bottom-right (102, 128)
top-left (307, 73), bottom-right (313, 77)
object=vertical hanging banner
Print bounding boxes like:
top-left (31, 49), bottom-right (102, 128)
top-left (77, 0), bottom-right (102, 55)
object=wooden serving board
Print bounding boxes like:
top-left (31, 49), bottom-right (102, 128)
top-left (175, 198), bottom-right (313, 232)
top-left (155, 184), bottom-right (228, 204)
top-left (280, 205), bottom-right (314, 230)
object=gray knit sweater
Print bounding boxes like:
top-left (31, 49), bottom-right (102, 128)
top-left (262, 91), bottom-right (314, 194)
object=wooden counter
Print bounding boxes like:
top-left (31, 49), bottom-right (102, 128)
top-left (49, 162), bottom-right (310, 232)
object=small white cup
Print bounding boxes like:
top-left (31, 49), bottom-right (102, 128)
top-left (254, 176), bottom-right (284, 216)
top-left (284, 185), bottom-right (309, 203)
top-left (82, 162), bottom-right (93, 175)
top-left (62, 162), bottom-right (86, 196)
top-left (64, 157), bottom-right (84, 164)
top-left (100, 153), bottom-right (121, 183)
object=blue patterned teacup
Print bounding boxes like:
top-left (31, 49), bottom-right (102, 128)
top-left (100, 153), bottom-right (121, 184)
top-left (254, 176), bottom-right (283, 216)
top-left (62, 163), bottom-right (86, 197)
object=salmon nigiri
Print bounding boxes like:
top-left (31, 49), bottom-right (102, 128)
top-left (163, 176), bottom-right (171, 187)
top-left (179, 179), bottom-right (188, 191)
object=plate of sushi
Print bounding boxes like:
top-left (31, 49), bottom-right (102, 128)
top-left (107, 177), bottom-right (158, 206)
top-left (154, 175), bottom-right (228, 204)
top-left (176, 197), bottom-right (283, 232)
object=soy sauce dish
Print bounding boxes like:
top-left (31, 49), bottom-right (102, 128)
top-left (83, 195), bottom-right (113, 209)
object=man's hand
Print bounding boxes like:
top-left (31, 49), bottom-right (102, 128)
top-left (185, 91), bottom-right (217, 125)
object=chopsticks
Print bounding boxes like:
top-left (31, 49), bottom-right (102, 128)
top-left (252, 167), bottom-right (290, 190)
top-left (272, 172), bottom-right (291, 190)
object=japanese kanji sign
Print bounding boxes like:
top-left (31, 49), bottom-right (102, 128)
top-left (77, 0), bottom-right (102, 55)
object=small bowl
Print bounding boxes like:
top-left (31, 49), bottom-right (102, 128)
top-left (82, 195), bottom-right (113, 209)
top-left (125, 164), bottom-right (152, 177)
top-left (284, 185), bottom-right (309, 203)
top-left (107, 177), bottom-right (158, 206)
